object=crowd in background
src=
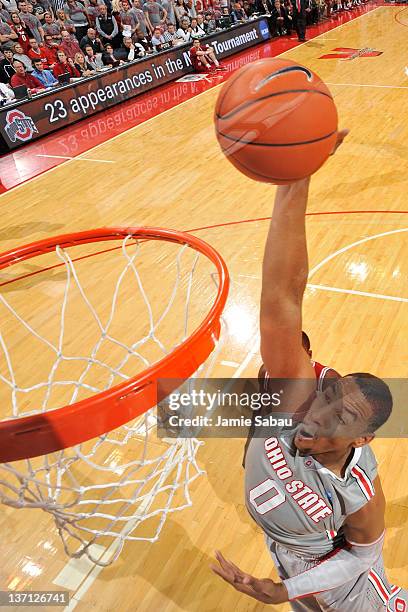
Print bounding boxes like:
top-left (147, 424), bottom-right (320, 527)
top-left (0, 0), bottom-right (369, 103)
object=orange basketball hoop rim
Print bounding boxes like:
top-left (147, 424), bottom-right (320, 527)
top-left (0, 227), bottom-right (229, 463)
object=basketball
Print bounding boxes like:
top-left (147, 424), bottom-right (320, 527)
top-left (214, 58), bottom-right (338, 184)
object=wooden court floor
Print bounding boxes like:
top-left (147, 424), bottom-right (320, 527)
top-left (0, 5), bottom-right (408, 611)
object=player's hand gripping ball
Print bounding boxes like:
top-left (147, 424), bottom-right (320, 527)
top-left (214, 58), bottom-right (338, 184)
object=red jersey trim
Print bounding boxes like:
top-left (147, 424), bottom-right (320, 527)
top-left (351, 465), bottom-right (375, 500)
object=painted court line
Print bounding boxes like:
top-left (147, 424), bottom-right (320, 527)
top-left (326, 82), bottom-right (408, 89)
top-left (231, 337), bottom-right (260, 379)
top-left (308, 227), bottom-right (408, 278)
top-left (62, 564), bottom-right (106, 612)
top-left (53, 544), bottom-right (106, 592)
top-left (307, 283), bottom-right (408, 303)
top-left (237, 274), bottom-right (259, 280)
top-left (222, 281), bottom-right (408, 304)
top-left (36, 154), bottom-right (115, 163)
top-left (220, 360), bottom-right (240, 367)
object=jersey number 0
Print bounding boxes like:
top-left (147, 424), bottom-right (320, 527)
top-left (249, 479), bottom-right (286, 514)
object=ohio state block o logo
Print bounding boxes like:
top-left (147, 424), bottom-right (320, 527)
top-left (4, 109), bottom-right (38, 143)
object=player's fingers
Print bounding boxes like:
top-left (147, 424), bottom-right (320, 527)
top-left (337, 128), bottom-right (350, 145)
top-left (213, 556), bottom-right (238, 580)
top-left (220, 558), bottom-right (244, 579)
top-left (215, 550), bottom-right (238, 575)
top-left (331, 128), bottom-right (350, 155)
top-left (215, 550), bottom-right (228, 564)
top-left (210, 564), bottom-right (233, 583)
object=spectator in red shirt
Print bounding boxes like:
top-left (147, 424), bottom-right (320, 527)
top-left (59, 28), bottom-right (81, 59)
top-left (52, 48), bottom-right (80, 79)
top-left (18, 0), bottom-right (45, 43)
top-left (27, 36), bottom-right (49, 67)
top-left (10, 12), bottom-right (33, 53)
top-left (43, 34), bottom-right (59, 67)
top-left (10, 58), bottom-right (44, 91)
top-left (189, 37), bottom-right (226, 72)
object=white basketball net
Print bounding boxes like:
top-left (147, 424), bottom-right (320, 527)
top-left (0, 234), bottom-right (224, 565)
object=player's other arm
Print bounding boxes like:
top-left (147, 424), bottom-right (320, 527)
top-left (211, 475), bottom-right (385, 605)
top-left (283, 475), bottom-right (385, 601)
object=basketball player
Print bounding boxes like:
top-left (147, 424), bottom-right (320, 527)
top-left (211, 130), bottom-right (408, 611)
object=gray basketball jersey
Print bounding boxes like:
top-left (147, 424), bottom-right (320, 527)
top-left (245, 430), bottom-right (378, 558)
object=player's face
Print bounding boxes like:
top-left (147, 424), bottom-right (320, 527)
top-left (294, 377), bottom-right (374, 456)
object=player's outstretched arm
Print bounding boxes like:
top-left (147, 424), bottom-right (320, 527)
top-left (260, 176), bottom-right (313, 380)
top-left (260, 129), bottom-right (349, 382)
top-left (211, 474), bottom-right (385, 606)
